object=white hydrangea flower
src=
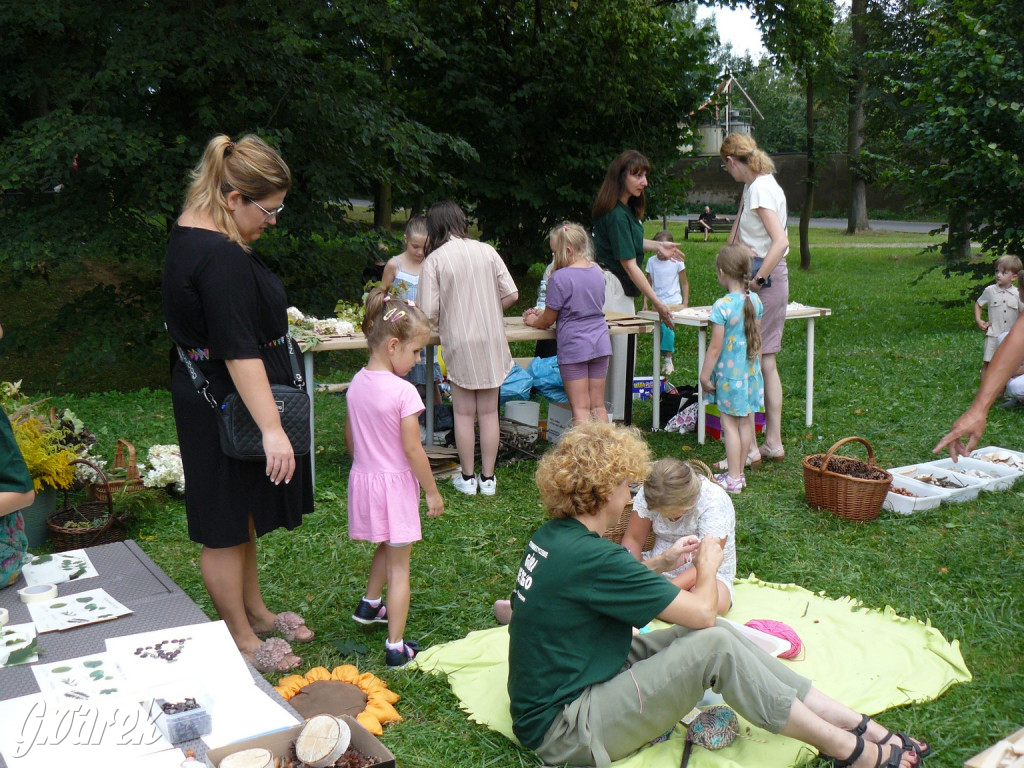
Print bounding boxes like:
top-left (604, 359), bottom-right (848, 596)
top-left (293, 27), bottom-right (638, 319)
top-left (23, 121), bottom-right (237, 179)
top-left (143, 444), bottom-right (185, 493)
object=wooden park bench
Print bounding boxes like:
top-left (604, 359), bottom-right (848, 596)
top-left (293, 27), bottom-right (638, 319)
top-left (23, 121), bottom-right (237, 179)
top-left (684, 216), bottom-right (733, 239)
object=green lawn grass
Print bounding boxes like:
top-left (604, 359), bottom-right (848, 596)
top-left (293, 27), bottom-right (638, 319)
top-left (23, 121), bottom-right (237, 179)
top-left (31, 226), bottom-right (1022, 768)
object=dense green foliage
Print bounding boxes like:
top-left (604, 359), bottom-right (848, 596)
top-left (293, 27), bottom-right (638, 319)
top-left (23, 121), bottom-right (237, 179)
top-left (45, 225), bottom-right (1020, 768)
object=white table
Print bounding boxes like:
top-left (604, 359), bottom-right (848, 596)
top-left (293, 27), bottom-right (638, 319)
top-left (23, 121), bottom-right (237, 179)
top-left (642, 303), bottom-right (833, 443)
top-left (299, 313), bottom-right (653, 480)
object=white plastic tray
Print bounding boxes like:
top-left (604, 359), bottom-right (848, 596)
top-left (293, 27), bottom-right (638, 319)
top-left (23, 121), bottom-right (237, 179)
top-left (887, 464), bottom-right (987, 503)
top-left (883, 474), bottom-right (950, 515)
top-left (929, 456), bottom-right (1018, 491)
top-left (969, 446), bottom-right (1024, 476)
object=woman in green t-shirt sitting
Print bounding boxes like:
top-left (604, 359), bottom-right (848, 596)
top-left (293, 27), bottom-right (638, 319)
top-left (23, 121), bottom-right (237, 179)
top-left (506, 420), bottom-right (929, 768)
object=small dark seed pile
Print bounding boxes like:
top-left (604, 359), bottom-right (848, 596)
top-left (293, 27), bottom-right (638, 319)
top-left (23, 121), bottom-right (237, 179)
top-left (283, 742), bottom-right (381, 768)
top-left (806, 455), bottom-right (890, 481)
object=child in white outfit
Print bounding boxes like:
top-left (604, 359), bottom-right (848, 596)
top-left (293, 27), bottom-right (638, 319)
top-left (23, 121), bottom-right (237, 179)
top-left (975, 254), bottom-right (1024, 374)
top-left (643, 230), bottom-right (689, 375)
top-left (622, 458), bottom-right (735, 616)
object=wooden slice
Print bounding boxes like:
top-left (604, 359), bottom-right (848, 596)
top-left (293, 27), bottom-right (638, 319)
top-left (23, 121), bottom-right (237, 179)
top-left (218, 747), bottom-right (274, 768)
top-left (295, 714), bottom-right (351, 767)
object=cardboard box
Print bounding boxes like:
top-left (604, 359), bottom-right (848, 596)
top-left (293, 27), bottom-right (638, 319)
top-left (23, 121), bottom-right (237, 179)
top-left (704, 403), bottom-right (765, 442)
top-left (632, 376), bottom-right (667, 401)
top-left (964, 726), bottom-right (1024, 768)
top-left (205, 714), bottom-right (396, 768)
top-left (544, 402), bottom-right (573, 443)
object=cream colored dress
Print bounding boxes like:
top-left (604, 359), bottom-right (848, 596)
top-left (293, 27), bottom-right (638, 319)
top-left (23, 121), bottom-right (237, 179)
top-left (419, 237), bottom-right (517, 389)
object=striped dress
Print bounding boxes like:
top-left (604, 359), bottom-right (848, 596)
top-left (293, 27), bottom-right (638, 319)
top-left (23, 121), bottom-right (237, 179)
top-left (418, 237), bottom-right (517, 389)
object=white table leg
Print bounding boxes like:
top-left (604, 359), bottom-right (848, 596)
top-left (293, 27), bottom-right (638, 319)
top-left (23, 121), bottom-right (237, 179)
top-left (652, 322), bottom-right (662, 430)
top-left (697, 329), bottom-right (707, 444)
top-left (805, 318), bottom-right (815, 426)
top-left (303, 350), bottom-right (316, 484)
top-left (424, 345), bottom-right (436, 446)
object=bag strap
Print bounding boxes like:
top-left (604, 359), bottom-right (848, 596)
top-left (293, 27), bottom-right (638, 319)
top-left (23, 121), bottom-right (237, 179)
top-left (174, 344), bottom-right (219, 410)
top-left (728, 198), bottom-right (744, 246)
top-left (171, 333), bottom-right (304, 409)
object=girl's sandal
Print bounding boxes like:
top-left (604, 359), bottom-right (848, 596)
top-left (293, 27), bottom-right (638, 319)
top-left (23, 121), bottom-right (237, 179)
top-left (250, 637), bottom-right (302, 674)
top-left (713, 454), bottom-right (762, 472)
top-left (851, 714), bottom-right (932, 759)
top-left (759, 443), bottom-right (786, 462)
top-left (274, 611), bottom-right (315, 644)
top-left (822, 734), bottom-right (915, 768)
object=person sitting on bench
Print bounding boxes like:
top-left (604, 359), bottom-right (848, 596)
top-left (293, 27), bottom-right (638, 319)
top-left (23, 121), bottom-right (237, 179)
top-left (698, 206), bottom-right (717, 241)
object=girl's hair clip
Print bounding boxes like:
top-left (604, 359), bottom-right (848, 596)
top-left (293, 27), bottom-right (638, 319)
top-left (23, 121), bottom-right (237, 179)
top-left (407, 300), bottom-right (416, 307)
top-left (384, 307), bottom-right (406, 323)
top-left (383, 295), bottom-right (391, 302)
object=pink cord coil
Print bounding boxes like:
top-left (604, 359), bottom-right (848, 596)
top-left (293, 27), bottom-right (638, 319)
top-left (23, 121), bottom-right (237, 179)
top-left (745, 619), bottom-right (803, 659)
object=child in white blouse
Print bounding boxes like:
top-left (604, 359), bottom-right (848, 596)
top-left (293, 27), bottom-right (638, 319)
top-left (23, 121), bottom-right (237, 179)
top-left (621, 458), bottom-right (735, 615)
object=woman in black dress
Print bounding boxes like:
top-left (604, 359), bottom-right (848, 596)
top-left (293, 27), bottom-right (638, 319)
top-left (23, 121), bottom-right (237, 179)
top-left (163, 134), bottom-right (314, 673)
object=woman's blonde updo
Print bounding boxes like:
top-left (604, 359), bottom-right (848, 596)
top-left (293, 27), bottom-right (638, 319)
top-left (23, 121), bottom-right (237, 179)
top-left (720, 133), bottom-right (775, 176)
top-left (183, 134), bottom-right (291, 250)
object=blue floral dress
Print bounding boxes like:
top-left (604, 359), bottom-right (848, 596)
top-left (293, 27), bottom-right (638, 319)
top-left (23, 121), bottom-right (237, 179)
top-left (708, 292), bottom-right (765, 417)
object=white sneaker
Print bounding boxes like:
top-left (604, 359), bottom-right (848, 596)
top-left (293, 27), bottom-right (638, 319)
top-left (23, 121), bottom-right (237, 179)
top-left (663, 358), bottom-right (674, 375)
top-left (452, 474), bottom-right (478, 495)
top-left (477, 475), bottom-right (496, 496)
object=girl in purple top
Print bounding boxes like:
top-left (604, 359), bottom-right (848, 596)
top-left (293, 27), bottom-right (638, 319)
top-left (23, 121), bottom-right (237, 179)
top-left (524, 223), bottom-right (612, 424)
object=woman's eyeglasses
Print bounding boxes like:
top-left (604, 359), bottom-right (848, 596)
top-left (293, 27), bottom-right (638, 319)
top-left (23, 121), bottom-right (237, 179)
top-left (248, 198), bottom-right (285, 221)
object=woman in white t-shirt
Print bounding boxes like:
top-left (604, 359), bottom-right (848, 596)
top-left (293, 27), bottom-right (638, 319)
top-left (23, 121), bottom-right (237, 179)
top-left (720, 133), bottom-right (789, 465)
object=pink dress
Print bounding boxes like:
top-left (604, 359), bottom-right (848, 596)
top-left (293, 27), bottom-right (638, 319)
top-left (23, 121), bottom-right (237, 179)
top-left (346, 368), bottom-right (424, 543)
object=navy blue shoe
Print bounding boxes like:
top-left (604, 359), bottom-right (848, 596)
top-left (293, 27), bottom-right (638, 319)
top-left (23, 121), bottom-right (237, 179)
top-left (351, 599), bottom-right (387, 625)
top-left (385, 640), bottom-right (420, 667)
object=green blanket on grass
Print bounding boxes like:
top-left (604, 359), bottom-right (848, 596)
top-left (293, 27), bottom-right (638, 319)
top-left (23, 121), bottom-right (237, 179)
top-left (412, 575), bottom-right (971, 768)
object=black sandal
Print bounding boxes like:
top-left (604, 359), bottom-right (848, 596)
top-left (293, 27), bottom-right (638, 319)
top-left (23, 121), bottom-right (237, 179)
top-left (823, 734), bottom-right (915, 768)
top-left (851, 714), bottom-right (933, 758)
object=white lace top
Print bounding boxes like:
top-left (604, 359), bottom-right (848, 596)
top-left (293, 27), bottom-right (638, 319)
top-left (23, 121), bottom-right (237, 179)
top-left (633, 476), bottom-right (737, 596)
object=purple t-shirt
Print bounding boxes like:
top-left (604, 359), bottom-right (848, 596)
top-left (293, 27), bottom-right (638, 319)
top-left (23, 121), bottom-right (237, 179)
top-left (545, 263), bottom-right (612, 365)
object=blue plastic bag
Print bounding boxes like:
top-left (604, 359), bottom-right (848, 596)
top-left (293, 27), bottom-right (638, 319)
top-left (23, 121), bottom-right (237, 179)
top-left (500, 363), bottom-right (533, 405)
top-left (528, 356), bottom-right (568, 403)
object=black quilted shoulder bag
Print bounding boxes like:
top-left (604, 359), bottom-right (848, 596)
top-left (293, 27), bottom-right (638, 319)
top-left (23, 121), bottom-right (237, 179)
top-left (174, 335), bottom-right (311, 461)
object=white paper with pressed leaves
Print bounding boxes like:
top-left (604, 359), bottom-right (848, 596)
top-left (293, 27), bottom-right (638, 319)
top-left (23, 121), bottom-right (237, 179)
top-left (0, 623), bottom-right (39, 668)
top-left (25, 588), bottom-right (133, 633)
top-left (31, 653), bottom-right (137, 703)
top-left (20, 550), bottom-right (98, 586)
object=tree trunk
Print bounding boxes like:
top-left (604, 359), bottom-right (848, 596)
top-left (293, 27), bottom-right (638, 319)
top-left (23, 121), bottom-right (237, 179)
top-left (800, 68), bottom-right (815, 270)
top-left (945, 206), bottom-right (973, 261)
top-left (373, 180), bottom-right (393, 230)
top-left (846, 0), bottom-right (871, 234)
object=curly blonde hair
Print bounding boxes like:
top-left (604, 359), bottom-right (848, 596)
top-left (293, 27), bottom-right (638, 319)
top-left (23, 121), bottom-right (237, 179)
top-left (535, 421), bottom-right (651, 519)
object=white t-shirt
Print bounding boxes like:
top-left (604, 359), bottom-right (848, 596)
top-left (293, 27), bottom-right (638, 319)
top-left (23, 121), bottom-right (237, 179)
top-left (645, 256), bottom-right (686, 304)
top-left (739, 174), bottom-right (789, 260)
top-left (633, 477), bottom-right (736, 596)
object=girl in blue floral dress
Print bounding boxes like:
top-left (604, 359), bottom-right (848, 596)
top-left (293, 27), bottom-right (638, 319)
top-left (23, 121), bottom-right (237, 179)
top-left (699, 245), bottom-right (764, 494)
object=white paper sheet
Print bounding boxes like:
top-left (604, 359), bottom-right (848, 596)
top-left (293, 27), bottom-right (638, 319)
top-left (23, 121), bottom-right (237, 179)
top-left (0, 694), bottom-right (172, 767)
top-left (26, 587), bottom-right (132, 633)
top-left (31, 652), bottom-right (138, 703)
top-left (0, 623), bottom-right (39, 668)
top-left (104, 620), bottom-right (252, 689)
top-left (198, 682), bottom-right (300, 750)
top-left (21, 550), bottom-right (98, 586)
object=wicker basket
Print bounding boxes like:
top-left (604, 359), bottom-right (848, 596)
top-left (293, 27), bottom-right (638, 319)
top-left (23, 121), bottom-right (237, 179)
top-left (92, 439), bottom-right (145, 503)
top-left (603, 460), bottom-right (719, 551)
top-left (802, 436), bottom-right (893, 522)
top-left (47, 458), bottom-right (129, 550)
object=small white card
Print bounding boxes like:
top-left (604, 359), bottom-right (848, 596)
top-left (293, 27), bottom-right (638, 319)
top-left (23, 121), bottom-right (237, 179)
top-left (21, 550), bottom-right (98, 586)
top-left (0, 624), bottom-right (39, 668)
top-left (26, 588), bottom-right (133, 633)
top-left (32, 653), bottom-right (136, 703)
